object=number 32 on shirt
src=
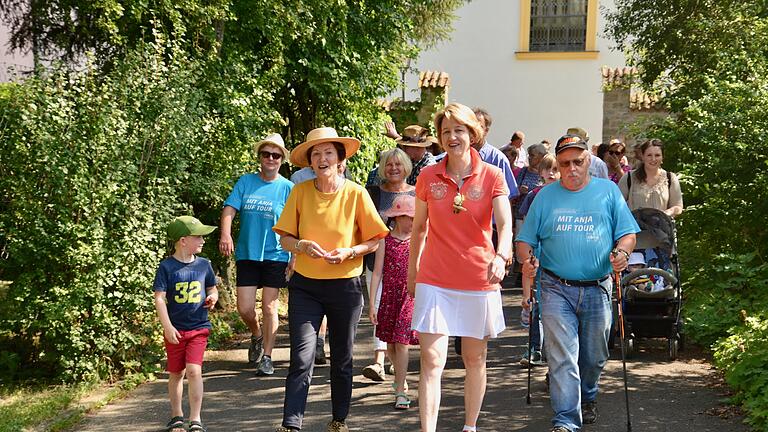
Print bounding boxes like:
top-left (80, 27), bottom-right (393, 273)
top-left (174, 281), bottom-right (202, 304)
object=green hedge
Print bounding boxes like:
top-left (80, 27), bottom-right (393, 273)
top-left (0, 42), bottom-right (279, 382)
top-left (649, 79), bottom-right (768, 429)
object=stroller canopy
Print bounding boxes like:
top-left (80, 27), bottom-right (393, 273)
top-left (632, 208), bottom-right (676, 254)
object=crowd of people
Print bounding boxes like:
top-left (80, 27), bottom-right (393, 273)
top-left (152, 102), bottom-right (684, 432)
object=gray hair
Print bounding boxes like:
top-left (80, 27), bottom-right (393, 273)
top-left (377, 148), bottom-right (413, 181)
top-left (527, 143), bottom-right (549, 158)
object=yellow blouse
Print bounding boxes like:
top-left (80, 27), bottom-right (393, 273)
top-left (273, 180), bottom-right (388, 279)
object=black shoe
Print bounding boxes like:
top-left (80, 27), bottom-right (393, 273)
top-left (315, 334), bottom-right (327, 365)
top-left (581, 400), bottom-right (597, 424)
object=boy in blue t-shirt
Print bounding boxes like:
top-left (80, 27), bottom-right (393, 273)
top-left (153, 215), bottom-right (218, 432)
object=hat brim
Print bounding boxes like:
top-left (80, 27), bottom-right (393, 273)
top-left (555, 143), bottom-right (589, 155)
top-left (255, 140), bottom-right (291, 161)
top-left (395, 138), bottom-right (431, 148)
top-left (381, 210), bottom-right (415, 219)
top-left (289, 137), bottom-right (361, 167)
top-left (189, 225), bottom-right (217, 237)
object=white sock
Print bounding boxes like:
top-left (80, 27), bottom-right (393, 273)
top-left (462, 426), bottom-right (477, 432)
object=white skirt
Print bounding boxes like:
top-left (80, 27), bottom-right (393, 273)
top-left (411, 283), bottom-right (506, 339)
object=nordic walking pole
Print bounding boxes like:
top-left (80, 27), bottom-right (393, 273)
top-left (613, 253), bottom-right (633, 431)
top-left (526, 250), bottom-right (536, 405)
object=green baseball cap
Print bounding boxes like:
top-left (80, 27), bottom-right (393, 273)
top-left (167, 216), bottom-right (217, 242)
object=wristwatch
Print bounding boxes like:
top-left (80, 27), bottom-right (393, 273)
top-left (613, 248), bottom-right (630, 261)
top-left (349, 247), bottom-right (358, 260)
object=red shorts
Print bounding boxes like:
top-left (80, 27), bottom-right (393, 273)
top-left (164, 328), bottom-right (210, 373)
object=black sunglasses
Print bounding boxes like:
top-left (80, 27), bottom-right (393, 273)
top-left (260, 150), bottom-right (283, 160)
top-left (609, 150), bottom-right (625, 156)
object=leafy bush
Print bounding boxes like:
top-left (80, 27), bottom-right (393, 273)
top-left (0, 42), bottom-right (278, 382)
top-left (714, 314), bottom-right (768, 430)
top-left (683, 253), bottom-right (768, 347)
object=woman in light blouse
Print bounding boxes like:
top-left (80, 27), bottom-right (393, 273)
top-left (618, 139), bottom-right (683, 217)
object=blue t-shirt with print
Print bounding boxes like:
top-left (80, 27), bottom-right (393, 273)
top-left (517, 178), bottom-right (639, 280)
top-left (153, 256), bottom-right (217, 330)
top-left (224, 174), bottom-right (293, 262)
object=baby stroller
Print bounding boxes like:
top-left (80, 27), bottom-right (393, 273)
top-left (610, 208), bottom-right (683, 360)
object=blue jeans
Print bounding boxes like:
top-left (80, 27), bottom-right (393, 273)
top-left (540, 272), bottom-right (612, 431)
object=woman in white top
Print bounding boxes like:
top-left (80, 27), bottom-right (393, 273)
top-left (618, 139), bottom-right (683, 217)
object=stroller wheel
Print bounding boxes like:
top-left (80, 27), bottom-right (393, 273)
top-left (668, 337), bottom-right (679, 361)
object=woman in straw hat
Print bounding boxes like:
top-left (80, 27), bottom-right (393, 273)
top-left (219, 133), bottom-right (293, 377)
top-left (408, 103), bottom-right (513, 432)
top-left (273, 127), bottom-right (389, 432)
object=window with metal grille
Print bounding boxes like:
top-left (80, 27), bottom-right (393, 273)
top-left (529, 0), bottom-right (588, 52)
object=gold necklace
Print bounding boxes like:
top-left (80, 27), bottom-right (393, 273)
top-left (314, 178), bottom-right (342, 193)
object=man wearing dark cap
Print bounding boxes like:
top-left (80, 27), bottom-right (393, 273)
top-left (515, 134), bottom-right (639, 432)
top-left (566, 127), bottom-right (609, 179)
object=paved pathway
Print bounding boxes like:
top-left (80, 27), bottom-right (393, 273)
top-left (78, 280), bottom-right (749, 431)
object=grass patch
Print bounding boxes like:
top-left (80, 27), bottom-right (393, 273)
top-left (0, 382), bottom-right (96, 432)
top-left (0, 373), bottom-right (150, 432)
top-left (0, 291), bottom-right (288, 431)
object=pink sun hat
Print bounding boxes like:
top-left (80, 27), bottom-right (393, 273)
top-left (380, 194), bottom-right (416, 219)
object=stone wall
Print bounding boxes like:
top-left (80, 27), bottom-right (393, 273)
top-left (601, 67), bottom-right (669, 153)
top-left (384, 70), bottom-right (449, 132)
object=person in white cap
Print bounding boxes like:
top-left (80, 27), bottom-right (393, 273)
top-left (219, 133), bottom-right (294, 376)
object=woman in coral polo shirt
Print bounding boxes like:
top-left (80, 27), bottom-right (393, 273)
top-left (408, 103), bottom-right (513, 432)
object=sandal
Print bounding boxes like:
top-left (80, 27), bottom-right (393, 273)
top-left (394, 392), bottom-right (411, 410)
top-left (391, 381), bottom-right (409, 393)
top-left (188, 420), bottom-right (207, 432)
top-left (164, 416), bottom-right (185, 432)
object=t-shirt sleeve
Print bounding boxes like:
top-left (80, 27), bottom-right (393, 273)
top-left (516, 196), bottom-right (541, 247)
top-left (491, 168), bottom-right (508, 198)
top-left (152, 263), bottom-right (168, 292)
top-left (356, 188), bottom-right (389, 242)
top-left (415, 173), bottom-right (428, 202)
top-left (519, 191), bottom-right (535, 217)
top-left (500, 158), bottom-right (519, 199)
top-left (223, 176), bottom-right (245, 210)
top-left (205, 260), bottom-right (217, 288)
top-left (611, 186), bottom-right (641, 241)
top-left (273, 187), bottom-right (300, 237)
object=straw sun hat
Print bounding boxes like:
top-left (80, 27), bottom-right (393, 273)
top-left (254, 133), bottom-right (291, 160)
top-left (395, 125), bottom-right (431, 148)
top-left (289, 127), bottom-right (361, 168)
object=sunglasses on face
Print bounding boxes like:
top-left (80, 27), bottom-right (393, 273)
top-left (609, 150), bottom-right (625, 156)
top-left (260, 151), bottom-right (283, 160)
top-left (558, 156), bottom-right (588, 168)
